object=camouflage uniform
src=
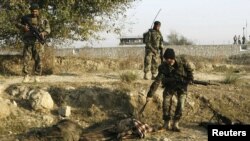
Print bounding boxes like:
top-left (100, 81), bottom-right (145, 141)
top-left (144, 29), bottom-right (163, 78)
top-left (17, 13), bottom-right (50, 76)
top-left (147, 56), bottom-right (193, 122)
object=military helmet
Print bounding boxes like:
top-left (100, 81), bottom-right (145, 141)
top-left (154, 21), bottom-right (161, 26)
top-left (29, 3), bottom-right (39, 10)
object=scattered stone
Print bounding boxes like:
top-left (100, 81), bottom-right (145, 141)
top-left (65, 86), bottom-right (75, 90)
top-left (42, 115), bottom-right (54, 124)
top-left (160, 137), bottom-right (172, 141)
top-left (12, 100), bottom-right (17, 107)
top-left (58, 105), bottom-right (71, 117)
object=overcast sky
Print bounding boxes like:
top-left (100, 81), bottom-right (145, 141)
top-left (78, 0), bottom-right (250, 47)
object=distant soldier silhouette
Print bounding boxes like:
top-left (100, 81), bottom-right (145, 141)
top-left (233, 35), bottom-right (237, 44)
top-left (242, 36), bottom-right (246, 44)
top-left (238, 35), bottom-right (241, 45)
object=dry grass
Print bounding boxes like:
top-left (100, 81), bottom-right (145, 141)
top-left (119, 71), bottom-right (139, 83)
top-left (42, 46), bottom-right (55, 74)
top-left (222, 71), bottom-right (241, 84)
top-left (228, 53), bottom-right (250, 65)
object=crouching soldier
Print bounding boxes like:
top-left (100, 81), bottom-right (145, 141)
top-left (146, 48), bottom-right (194, 132)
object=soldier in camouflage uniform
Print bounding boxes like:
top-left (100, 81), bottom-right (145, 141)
top-left (144, 21), bottom-right (163, 80)
top-left (17, 3), bottom-right (50, 82)
top-left (146, 48), bottom-right (193, 132)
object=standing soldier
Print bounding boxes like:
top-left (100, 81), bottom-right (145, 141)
top-left (233, 35), bottom-right (237, 44)
top-left (146, 48), bottom-right (194, 132)
top-left (16, 3), bottom-right (50, 82)
top-left (143, 21), bottom-right (163, 80)
top-left (238, 35), bottom-right (241, 45)
top-left (242, 36), bottom-right (246, 44)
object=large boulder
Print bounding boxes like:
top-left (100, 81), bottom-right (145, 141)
top-left (29, 89), bottom-right (54, 112)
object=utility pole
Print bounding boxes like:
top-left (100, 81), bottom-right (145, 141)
top-left (246, 20), bottom-right (248, 41)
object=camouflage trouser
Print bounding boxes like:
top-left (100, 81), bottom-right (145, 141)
top-left (144, 48), bottom-right (160, 75)
top-left (23, 42), bottom-right (44, 75)
top-left (162, 87), bottom-right (187, 121)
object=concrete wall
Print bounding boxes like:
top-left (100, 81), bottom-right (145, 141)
top-left (54, 45), bottom-right (249, 59)
top-left (1, 45), bottom-right (249, 59)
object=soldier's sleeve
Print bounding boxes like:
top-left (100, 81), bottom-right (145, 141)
top-left (145, 31), bottom-right (152, 48)
top-left (146, 66), bottom-right (164, 98)
top-left (43, 19), bottom-right (51, 35)
top-left (183, 59), bottom-right (194, 81)
top-left (159, 32), bottom-right (163, 50)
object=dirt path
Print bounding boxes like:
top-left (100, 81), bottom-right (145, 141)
top-left (0, 71), bottom-right (248, 95)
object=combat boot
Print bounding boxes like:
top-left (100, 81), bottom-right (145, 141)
top-left (143, 73), bottom-right (149, 80)
top-left (162, 120), bottom-right (172, 130)
top-left (22, 75), bottom-right (30, 83)
top-left (172, 120), bottom-right (181, 132)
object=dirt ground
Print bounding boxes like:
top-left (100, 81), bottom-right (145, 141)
top-left (0, 55), bottom-right (250, 141)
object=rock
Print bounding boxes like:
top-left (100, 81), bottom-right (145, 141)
top-left (58, 106), bottom-right (71, 117)
top-left (42, 115), bottom-right (54, 124)
top-left (29, 90), bottom-right (54, 112)
top-left (19, 86), bottom-right (30, 99)
top-left (65, 86), bottom-right (75, 90)
top-left (12, 100), bottom-right (17, 107)
top-left (10, 87), bottom-right (19, 96)
top-left (0, 98), bottom-right (11, 119)
top-left (160, 137), bottom-right (172, 141)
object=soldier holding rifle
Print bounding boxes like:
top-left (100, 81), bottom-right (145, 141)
top-left (16, 3), bottom-right (50, 82)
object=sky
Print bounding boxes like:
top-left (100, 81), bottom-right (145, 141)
top-left (75, 0), bottom-right (250, 47)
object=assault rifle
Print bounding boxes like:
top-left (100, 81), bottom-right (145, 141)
top-left (22, 17), bottom-right (46, 45)
top-left (175, 73), bottom-right (220, 86)
top-left (200, 97), bottom-right (244, 125)
top-left (192, 80), bottom-right (219, 86)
